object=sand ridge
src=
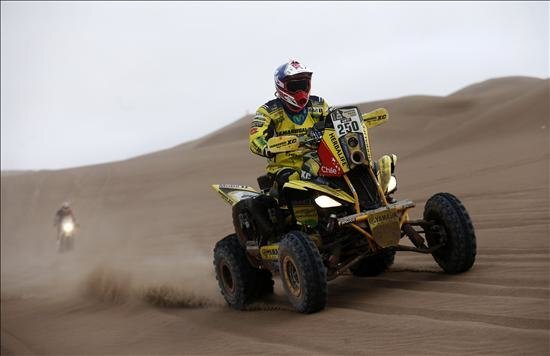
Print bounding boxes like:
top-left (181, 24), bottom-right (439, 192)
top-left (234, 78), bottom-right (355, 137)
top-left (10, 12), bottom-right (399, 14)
top-left (1, 76), bottom-right (549, 355)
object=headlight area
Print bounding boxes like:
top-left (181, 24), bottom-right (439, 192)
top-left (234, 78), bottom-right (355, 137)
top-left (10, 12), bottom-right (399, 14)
top-left (314, 195), bottom-right (342, 208)
top-left (62, 221), bottom-right (75, 233)
top-left (387, 175), bottom-right (397, 194)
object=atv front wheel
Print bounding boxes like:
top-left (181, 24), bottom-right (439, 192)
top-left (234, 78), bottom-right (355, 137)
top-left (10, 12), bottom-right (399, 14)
top-left (214, 234), bottom-right (259, 310)
top-left (278, 231), bottom-right (327, 313)
top-left (350, 250), bottom-right (395, 277)
top-left (424, 193), bottom-right (476, 274)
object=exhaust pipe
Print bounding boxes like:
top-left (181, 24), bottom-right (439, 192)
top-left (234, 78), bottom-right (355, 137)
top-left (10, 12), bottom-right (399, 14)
top-left (350, 150), bottom-right (365, 164)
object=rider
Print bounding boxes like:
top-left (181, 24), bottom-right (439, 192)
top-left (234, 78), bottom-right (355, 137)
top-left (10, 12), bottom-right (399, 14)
top-left (53, 202), bottom-right (76, 235)
top-left (249, 59), bottom-right (330, 193)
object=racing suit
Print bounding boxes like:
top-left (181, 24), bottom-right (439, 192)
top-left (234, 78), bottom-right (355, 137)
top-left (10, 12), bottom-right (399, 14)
top-left (249, 96), bottom-right (330, 187)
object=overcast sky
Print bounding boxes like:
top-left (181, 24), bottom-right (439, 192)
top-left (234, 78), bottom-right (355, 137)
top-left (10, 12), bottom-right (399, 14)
top-left (1, 1), bottom-right (548, 170)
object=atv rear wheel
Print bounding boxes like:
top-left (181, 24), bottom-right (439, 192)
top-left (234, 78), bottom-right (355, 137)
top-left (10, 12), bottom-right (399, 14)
top-left (255, 268), bottom-right (274, 297)
top-left (214, 234), bottom-right (260, 310)
top-left (424, 193), bottom-right (476, 274)
top-left (278, 231), bottom-right (327, 313)
top-left (350, 250), bottom-right (395, 277)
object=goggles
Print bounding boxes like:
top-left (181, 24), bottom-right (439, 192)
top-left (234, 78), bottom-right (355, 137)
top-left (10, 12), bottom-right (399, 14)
top-left (285, 78), bottom-right (311, 93)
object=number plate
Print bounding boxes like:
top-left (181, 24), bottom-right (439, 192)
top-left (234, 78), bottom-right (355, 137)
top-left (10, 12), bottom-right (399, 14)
top-left (332, 107), bottom-right (363, 139)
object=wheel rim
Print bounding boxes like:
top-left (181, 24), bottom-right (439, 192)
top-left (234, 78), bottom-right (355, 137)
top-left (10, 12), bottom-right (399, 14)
top-left (282, 255), bottom-right (301, 297)
top-left (219, 259), bottom-right (235, 295)
top-left (425, 213), bottom-right (446, 245)
top-left (427, 216), bottom-right (452, 262)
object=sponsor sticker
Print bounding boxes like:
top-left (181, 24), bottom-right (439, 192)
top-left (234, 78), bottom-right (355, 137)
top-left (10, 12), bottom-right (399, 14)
top-left (300, 170), bottom-right (312, 180)
top-left (219, 184), bottom-right (250, 189)
top-left (251, 120), bottom-right (265, 128)
top-left (366, 114), bottom-right (387, 124)
top-left (260, 244), bottom-right (279, 260)
top-left (329, 132), bottom-right (346, 164)
top-left (338, 214), bottom-right (357, 225)
top-left (318, 139), bottom-right (343, 177)
top-left (368, 210), bottom-right (396, 228)
top-left (321, 166), bottom-right (338, 175)
top-left (270, 138), bottom-right (298, 148)
top-left (227, 191), bottom-right (259, 202)
top-left (290, 60), bottom-right (301, 69)
top-left (278, 128), bottom-right (308, 136)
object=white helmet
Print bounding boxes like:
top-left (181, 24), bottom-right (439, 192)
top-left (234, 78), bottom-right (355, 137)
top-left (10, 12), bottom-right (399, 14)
top-left (274, 59), bottom-right (313, 112)
top-left (62, 202), bottom-right (70, 208)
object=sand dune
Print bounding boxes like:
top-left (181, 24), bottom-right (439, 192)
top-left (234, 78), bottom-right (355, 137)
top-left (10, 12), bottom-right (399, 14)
top-left (1, 77), bottom-right (549, 355)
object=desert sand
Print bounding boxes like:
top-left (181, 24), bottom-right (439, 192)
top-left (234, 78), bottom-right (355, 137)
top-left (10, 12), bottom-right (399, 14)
top-left (1, 76), bottom-right (549, 355)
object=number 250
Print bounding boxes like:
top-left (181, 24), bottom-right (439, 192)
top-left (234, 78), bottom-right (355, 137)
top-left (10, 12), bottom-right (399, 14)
top-left (337, 121), bottom-right (359, 135)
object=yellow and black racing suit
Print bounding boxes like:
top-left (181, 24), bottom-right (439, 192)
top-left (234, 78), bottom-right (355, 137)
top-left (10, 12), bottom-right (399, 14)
top-left (249, 96), bottom-right (330, 184)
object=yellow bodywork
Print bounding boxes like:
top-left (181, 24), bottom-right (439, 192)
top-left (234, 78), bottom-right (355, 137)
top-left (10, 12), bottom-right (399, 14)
top-left (362, 108), bottom-right (389, 128)
top-left (323, 128), bottom-right (351, 171)
top-left (283, 180), bottom-right (355, 203)
top-left (211, 184), bottom-right (259, 206)
top-left (359, 108), bottom-right (389, 163)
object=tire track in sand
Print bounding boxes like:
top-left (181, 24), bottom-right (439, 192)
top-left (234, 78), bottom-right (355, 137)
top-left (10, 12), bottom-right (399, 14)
top-left (330, 301), bottom-right (549, 331)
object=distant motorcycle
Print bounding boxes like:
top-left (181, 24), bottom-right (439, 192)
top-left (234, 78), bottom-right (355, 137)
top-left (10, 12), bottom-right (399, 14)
top-left (57, 216), bottom-right (76, 252)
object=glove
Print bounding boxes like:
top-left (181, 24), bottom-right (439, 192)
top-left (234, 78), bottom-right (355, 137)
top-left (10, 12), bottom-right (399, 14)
top-left (307, 128), bottom-right (323, 141)
top-left (263, 147), bottom-right (275, 158)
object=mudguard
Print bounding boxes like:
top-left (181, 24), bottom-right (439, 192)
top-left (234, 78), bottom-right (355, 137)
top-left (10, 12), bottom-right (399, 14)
top-left (212, 184), bottom-right (260, 206)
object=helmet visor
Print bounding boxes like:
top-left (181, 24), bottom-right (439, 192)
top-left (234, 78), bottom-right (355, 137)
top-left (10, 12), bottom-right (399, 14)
top-left (286, 78), bottom-right (310, 93)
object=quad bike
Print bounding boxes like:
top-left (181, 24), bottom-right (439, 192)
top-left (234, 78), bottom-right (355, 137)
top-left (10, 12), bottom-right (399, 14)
top-left (56, 216), bottom-right (76, 253)
top-left (212, 106), bottom-right (476, 313)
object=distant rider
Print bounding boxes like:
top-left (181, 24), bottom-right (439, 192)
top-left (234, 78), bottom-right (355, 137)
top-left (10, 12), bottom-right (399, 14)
top-left (53, 202), bottom-right (76, 237)
top-left (249, 59), bottom-right (330, 192)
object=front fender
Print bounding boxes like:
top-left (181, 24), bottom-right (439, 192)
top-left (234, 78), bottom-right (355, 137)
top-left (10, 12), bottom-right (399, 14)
top-left (282, 180), bottom-right (355, 204)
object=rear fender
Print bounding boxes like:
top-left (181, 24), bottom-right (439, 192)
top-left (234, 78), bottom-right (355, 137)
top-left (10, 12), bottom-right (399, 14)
top-left (211, 184), bottom-right (260, 206)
